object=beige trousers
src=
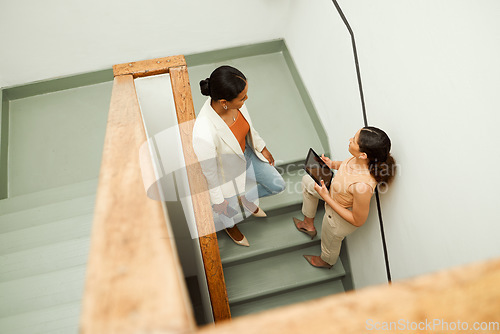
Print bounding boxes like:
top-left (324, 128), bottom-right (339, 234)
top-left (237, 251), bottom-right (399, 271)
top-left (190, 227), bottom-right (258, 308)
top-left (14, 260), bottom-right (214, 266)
top-left (301, 175), bottom-right (358, 265)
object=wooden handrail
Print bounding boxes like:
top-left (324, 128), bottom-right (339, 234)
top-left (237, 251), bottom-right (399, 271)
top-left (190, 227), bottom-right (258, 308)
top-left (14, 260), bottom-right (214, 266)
top-left (80, 73), bottom-right (196, 333)
top-left (197, 257), bottom-right (500, 334)
top-left (113, 55), bottom-right (186, 78)
top-left (81, 55), bottom-right (230, 334)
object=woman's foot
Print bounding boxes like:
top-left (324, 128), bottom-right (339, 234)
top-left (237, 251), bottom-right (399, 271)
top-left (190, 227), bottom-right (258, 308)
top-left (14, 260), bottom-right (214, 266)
top-left (292, 217), bottom-right (317, 239)
top-left (225, 225), bottom-right (250, 247)
top-left (240, 196), bottom-right (267, 217)
top-left (303, 255), bottom-right (332, 269)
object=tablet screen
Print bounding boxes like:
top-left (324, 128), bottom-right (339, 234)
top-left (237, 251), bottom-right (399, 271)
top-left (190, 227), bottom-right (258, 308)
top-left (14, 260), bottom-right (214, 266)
top-left (304, 148), bottom-right (333, 190)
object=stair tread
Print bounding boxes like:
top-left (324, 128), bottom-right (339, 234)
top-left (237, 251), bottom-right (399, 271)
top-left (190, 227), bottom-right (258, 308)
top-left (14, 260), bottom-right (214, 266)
top-left (219, 207), bottom-right (325, 266)
top-left (224, 245), bottom-right (345, 304)
top-left (0, 195), bottom-right (96, 234)
top-left (258, 169), bottom-right (306, 213)
top-left (0, 179), bottom-right (98, 215)
top-left (230, 279), bottom-right (344, 317)
top-left (0, 301), bottom-right (80, 334)
top-left (0, 214), bottom-right (93, 255)
top-left (0, 265), bottom-right (86, 318)
top-left (0, 237), bottom-right (90, 282)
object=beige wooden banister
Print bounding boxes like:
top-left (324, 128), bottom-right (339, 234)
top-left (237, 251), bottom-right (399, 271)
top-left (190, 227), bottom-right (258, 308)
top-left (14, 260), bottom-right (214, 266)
top-left (80, 55), bottom-right (230, 334)
top-left (80, 72), bottom-right (197, 333)
top-left (197, 257), bottom-right (500, 334)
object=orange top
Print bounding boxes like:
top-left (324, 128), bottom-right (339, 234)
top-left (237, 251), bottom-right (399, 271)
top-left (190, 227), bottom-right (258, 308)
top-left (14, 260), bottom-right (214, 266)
top-left (229, 110), bottom-right (250, 152)
top-left (330, 157), bottom-right (378, 208)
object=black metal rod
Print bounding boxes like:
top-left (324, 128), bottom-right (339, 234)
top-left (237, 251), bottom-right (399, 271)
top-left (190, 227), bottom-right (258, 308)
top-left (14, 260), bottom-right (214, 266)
top-left (331, 0), bottom-right (392, 283)
top-left (331, 0), bottom-right (368, 127)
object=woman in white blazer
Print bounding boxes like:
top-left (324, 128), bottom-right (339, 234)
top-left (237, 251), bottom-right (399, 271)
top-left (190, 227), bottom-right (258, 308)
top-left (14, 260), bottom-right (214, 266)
top-left (192, 66), bottom-right (285, 246)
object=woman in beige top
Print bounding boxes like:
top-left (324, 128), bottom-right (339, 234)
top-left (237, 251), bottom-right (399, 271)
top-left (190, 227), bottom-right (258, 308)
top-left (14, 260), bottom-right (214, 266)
top-left (294, 126), bottom-right (396, 268)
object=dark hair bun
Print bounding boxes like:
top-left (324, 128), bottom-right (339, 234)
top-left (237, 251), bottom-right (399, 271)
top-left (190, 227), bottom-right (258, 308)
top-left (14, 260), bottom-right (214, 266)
top-left (200, 78), bottom-right (211, 96)
top-left (359, 126), bottom-right (396, 185)
top-left (200, 66), bottom-right (247, 101)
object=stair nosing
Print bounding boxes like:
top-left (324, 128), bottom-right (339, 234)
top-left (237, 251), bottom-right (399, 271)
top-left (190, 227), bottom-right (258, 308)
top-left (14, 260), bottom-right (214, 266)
top-left (0, 236), bottom-right (91, 283)
top-left (228, 262), bottom-right (345, 305)
top-left (0, 213), bottom-right (93, 255)
top-left (230, 279), bottom-right (344, 317)
top-left (0, 179), bottom-right (98, 214)
top-left (0, 195), bottom-right (96, 234)
top-left (221, 238), bottom-right (320, 267)
top-left (219, 206), bottom-right (325, 267)
top-left (224, 245), bottom-right (345, 305)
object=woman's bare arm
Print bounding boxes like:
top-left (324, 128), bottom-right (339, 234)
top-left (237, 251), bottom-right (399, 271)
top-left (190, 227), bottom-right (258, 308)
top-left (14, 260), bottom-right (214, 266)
top-left (314, 181), bottom-right (373, 227)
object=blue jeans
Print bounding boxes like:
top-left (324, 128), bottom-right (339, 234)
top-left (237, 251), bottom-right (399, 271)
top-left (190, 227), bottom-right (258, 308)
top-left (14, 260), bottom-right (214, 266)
top-left (244, 142), bottom-right (286, 199)
top-left (215, 143), bottom-right (286, 230)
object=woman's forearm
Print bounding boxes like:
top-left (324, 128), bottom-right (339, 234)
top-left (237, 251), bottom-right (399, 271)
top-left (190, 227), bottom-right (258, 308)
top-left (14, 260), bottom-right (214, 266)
top-left (323, 195), bottom-right (360, 226)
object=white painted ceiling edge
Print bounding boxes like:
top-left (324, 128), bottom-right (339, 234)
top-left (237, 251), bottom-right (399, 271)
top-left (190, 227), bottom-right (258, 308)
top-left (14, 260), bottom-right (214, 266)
top-left (0, 0), bottom-right (292, 88)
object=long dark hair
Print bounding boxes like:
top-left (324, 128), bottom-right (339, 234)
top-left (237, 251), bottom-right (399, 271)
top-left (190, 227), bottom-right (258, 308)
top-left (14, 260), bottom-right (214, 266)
top-left (199, 65), bottom-right (247, 101)
top-left (358, 126), bottom-right (396, 186)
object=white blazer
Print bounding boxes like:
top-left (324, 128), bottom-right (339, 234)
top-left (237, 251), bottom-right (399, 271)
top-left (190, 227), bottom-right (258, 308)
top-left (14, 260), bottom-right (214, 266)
top-left (192, 97), bottom-right (267, 205)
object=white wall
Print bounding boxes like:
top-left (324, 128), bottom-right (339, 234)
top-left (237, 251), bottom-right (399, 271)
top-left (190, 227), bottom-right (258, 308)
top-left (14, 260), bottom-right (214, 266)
top-left (0, 0), bottom-right (291, 88)
top-left (285, 0), bottom-right (500, 287)
top-left (284, 0), bottom-right (388, 289)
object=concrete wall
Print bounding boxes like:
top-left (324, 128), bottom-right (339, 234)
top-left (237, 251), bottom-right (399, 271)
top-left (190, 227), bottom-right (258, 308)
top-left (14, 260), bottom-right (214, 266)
top-left (285, 0), bottom-right (500, 288)
top-left (0, 0), bottom-right (290, 88)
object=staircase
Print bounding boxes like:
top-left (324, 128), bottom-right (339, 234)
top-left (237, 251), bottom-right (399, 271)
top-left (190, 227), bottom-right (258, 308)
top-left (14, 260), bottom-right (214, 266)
top-left (217, 165), bottom-right (348, 317)
top-left (0, 180), bottom-right (97, 333)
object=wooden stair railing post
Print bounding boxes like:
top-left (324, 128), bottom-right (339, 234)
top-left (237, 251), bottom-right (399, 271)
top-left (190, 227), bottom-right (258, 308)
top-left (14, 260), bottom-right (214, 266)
top-left (84, 55), bottom-right (231, 325)
top-left (170, 65), bottom-right (232, 321)
top-left (80, 73), bottom-right (196, 333)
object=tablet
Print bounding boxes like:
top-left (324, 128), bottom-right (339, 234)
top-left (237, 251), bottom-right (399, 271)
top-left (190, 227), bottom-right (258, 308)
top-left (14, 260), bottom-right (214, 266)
top-left (304, 148), bottom-right (333, 190)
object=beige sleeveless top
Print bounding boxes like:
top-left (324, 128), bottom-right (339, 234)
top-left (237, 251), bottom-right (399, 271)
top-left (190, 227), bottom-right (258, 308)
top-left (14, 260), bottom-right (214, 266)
top-left (330, 157), bottom-right (378, 209)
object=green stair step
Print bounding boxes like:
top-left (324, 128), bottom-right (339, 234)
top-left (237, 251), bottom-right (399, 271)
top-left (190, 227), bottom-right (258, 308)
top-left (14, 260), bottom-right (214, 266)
top-left (224, 245), bottom-right (345, 305)
top-left (0, 179), bottom-right (98, 216)
top-left (230, 279), bottom-right (344, 317)
top-left (0, 237), bottom-right (90, 282)
top-left (0, 265), bottom-right (86, 318)
top-left (0, 195), bottom-right (95, 234)
top-left (0, 213), bottom-right (93, 255)
top-left (219, 206), bottom-right (325, 266)
top-left (258, 169), bottom-right (307, 212)
top-left (0, 301), bottom-right (81, 334)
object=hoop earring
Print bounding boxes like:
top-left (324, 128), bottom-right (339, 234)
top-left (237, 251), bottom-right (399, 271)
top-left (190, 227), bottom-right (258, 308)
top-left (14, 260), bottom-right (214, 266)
top-left (223, 105), bottom-right (228, 110)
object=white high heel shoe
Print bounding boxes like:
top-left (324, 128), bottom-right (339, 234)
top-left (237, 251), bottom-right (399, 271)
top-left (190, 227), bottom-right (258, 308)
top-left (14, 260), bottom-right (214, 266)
top-left (225, 227), bottom-right (250, 247)
top-left (240, 201), bottom-right (266, 218)
top-left (249, 206), bottom-right (267, 217)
